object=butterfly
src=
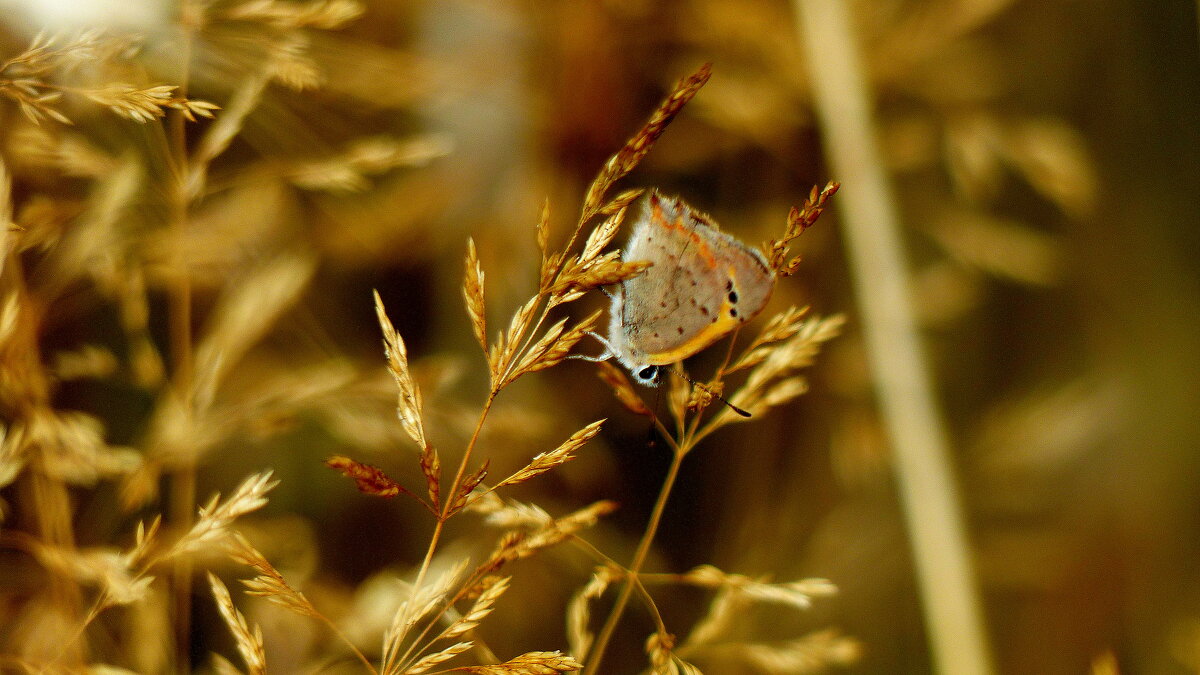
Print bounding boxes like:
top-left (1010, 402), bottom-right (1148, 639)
top-left (586, 191), bottom-right (775, 385)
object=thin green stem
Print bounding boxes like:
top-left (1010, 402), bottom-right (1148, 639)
top-left (568, 536), bottom-right (670, 638)
top-left (384, 392), bottom-right (497, 673)
top-left (583, 448), bottom-right (686, 675)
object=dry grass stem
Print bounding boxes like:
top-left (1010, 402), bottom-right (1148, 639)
top-left (795, 0), bottom-right (994, 671)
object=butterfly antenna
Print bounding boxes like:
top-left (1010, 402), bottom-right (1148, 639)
top-left (667, 369), bottom-right (752, 418)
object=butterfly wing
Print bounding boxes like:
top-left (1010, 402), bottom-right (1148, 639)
top-left (620, 193), bottom-right (774, 366)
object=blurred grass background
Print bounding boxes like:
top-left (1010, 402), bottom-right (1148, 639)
top-left (0, 0), bottom-right (1198, 672)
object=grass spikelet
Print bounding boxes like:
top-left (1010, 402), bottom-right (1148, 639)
top-left (46, 157), bottom-right (140, 292)
top-left (511, 316), bottom-right (567, 376)
top-left (567, 565), bottom-right (620, 659)
top-left (598, 188), bottom-right (646, 217)
top-left (228, 534), bottom-right (318, 618)
top-left (7, 410), bottom-right (140, 486)
top-left (765, 181), bottom-right (840, 276)
top-left (374, 290), bottom-right (428, 449)
top-left (594, 361), bottom-right (652, 416)
top-left (489, 296), bottom-right (540, 388)
top-left (463, 238), bottom-right (488, 352)
top-left (188, 69), bottom-right (272, 195)
top-left (171, 471), bottom-right (278, 557)
top-left (381, 559), bottom-right (470, 670)
top-left (708, 314), bottom-right (845, 426)
top-left (646, 633), bottom-right (701, 675)
top-left (420, 445), bottom-right (442, 511)
top-left (494, 420), bottom-right (604, 489)
top-left (29, 544), bottom-right (152, 606)
top-left (289, 134), bottom-right (452, 192)
top-left (580, 63), bottom-right (712, 223)
top-left (468, 493), bottom-right (552, 529)
top-left (193, 254), bottom-right (316, 409)
top-left (536, 199), bottom-right (554, 286)
top-left (447, 460), bottom-right (490, 516)
top-left (325, 455), bottom-right (407, 499)
top-left (736, 629), bottom-right (862, 672)
top-left (128, 515), bottom-right (162, 567)
top-left (727, 306), bottom-right (811, 373)
top-left (438, 575), bottom-right (511, 641)
top-left (224, 0), bottom-right (365, 29)
top-left (454, 651), bottom-right (583, 674)
top-left (550, 254), bottom-right (652, 302)
top-left (0, 31), bottom-right (151, 125)
top-left (578, 207), bottom-right (628, 267)
top-left (680, 565), bottom-right (837, 610)
top-left (207, 573), bottom-right (267, 675)
top-left (81, 84), bottom-right (218, 124)
top-left (494, 501), bottom-right (619, 562)
top-left (514, 310), bottom-right (603, 376)
top-left (407, 641), bottom-right (475, 673)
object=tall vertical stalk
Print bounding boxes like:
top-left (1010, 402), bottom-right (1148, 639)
top-left (791, 2), bottom-right (995, 673)
top-left (584, 447), bottom-right (685, 675)
top-left (167, 20), bottom-right (197, 668)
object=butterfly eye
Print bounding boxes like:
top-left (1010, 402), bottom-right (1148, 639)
top-left (636, 366), bottom-right (659, 383)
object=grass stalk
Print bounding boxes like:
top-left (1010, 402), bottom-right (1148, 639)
top-left (167, 25), bottom-right (197, 668)
top-left (583, 447), bottom-right (686, 675)
top-left (791, 1), bottom-right (995, 673)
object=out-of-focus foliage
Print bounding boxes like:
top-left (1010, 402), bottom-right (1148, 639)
top-left (0, 0), bottom-right (1196, 673)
